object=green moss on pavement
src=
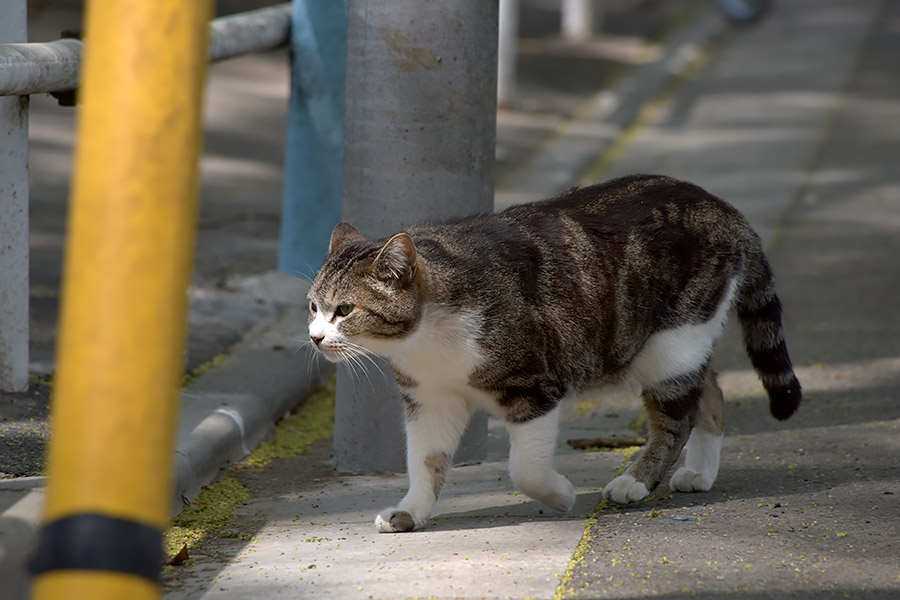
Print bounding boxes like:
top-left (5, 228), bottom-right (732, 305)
top-left (164, 475), bottom-right (250, 556)
top-left (182, 353), bottom-right (229, 387)
top-left (163, 372), bottom-right (336, 556)
top-left (238, 372), bottom-right (336, 468)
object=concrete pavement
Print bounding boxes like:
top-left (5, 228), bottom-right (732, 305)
top-left (3, 0), bottom-right (900, 598)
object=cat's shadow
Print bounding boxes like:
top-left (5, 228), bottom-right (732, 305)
top-left (425, 490), bottom-right (604, 532)
top-left (423, 420), bottom-right (899, 533)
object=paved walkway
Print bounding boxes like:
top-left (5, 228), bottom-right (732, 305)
top-left (2, 0), bottom-right (899, 598)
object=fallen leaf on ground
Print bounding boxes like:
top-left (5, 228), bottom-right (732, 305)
top-left (166, 544), bottom-right (190, 566)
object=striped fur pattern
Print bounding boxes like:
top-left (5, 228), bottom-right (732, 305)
top-left (308, 174), bottom-right (802, 532)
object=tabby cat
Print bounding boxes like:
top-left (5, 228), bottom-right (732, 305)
top-left (307, 174), bottom-right (802, 533)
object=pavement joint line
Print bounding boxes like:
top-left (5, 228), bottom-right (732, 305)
top-left (553, 446), bottom-right (639, 600)
top-left (577, 25), bottom-right (733, 186)
top-left (782, 0), bottom-right (889, 237)
top-left (497, 6), bottom-right (728, 202)
top-left (553, 499), bottom-right (611, 600)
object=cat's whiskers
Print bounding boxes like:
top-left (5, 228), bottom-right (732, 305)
top-left (291, 339), bottom-right (316, 381)
top-left (338, 343), bottom-right (381, 396)
top-left (287, 269), bottom-right (314, 286)
top-left (292, 338), bottom-right (314, 358)
top-left (343, 341), bottom-right (388, 384)
top-left (303, 342), bottom-right (324, 382)
top-left (334, 348), bottom-right (358, 384)
top-left (336, 350), bottom-right (376, 397)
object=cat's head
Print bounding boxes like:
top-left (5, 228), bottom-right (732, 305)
top-left (307, 223), bottom-right (424, 363)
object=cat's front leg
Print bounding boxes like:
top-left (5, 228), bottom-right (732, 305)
top-left (376, 396), bottom-right (470, 533)
top-left (507, 404), bottom-right (576, 513)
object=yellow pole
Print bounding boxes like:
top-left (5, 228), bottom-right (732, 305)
top-left (32, 1), bottom-right (213, 598)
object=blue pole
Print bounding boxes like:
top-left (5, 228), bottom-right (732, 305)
top-left (278, 0), bottom-right (347, 279)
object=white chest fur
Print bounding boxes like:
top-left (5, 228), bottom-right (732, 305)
top-left (366, 305), bottom-right (495, 410)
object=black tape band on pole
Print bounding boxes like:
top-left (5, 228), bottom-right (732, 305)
top-left (30, 513), bottom-right (163, 582)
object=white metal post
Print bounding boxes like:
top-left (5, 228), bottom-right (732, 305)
top-left (562, 0), bottom-right (596, 40)
top-left (0, 0), bottom-right (29, 392)
top-left (498, 0), bottom-right (519, 107)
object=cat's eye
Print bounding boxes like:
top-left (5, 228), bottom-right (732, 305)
top-left (335, 303), bottom-right (355, 317)
top-left (309, 301), bottom-right (317, 313)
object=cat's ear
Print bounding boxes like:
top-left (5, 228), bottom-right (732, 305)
top-left (372, 233), bottom-right (417, 280)
top-left (328, 222), bottom-right (364, 254)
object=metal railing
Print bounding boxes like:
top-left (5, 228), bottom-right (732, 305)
top-left (0, 4), bottom-right (292, 98)
top-left (0, 3), bottom-right (293, 393)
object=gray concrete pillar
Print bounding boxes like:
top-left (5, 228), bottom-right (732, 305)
top-left (337, 0), bottom-right (498, 472)
top-left (0, 0), bottom-right (29, 392)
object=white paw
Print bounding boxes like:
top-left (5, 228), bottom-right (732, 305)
top-left (375, 508), bottom-right (419, 533)
top-left (515, 472), bottom-right (576, 513)
top-left (541, 476), bottom-right (577, 513)
top-left (602, 474), bottom-right (650, 504)
top-left (669, 467), bottom-right (713, 493)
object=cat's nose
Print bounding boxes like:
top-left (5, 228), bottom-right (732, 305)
top-left (310, 335), bottom-right (325, 346)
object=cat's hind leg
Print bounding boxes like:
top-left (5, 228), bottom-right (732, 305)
top-left (376, 396), bottom-right (469, 533)
top-left (507, 404), bottom-right (576, 513)
top-left (603, 369), bottom-right (704, 504)
top-left (670, 369), bottom-right (725, 493)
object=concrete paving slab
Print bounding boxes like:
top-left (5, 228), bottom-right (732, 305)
top-left (593, 0), bottom-right (884, 247)
top-left (565, 419), bottom-right (900, 599)
top-left (164, 440), bottom-right (625, 600)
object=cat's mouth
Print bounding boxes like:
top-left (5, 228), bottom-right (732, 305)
top-left (312, 339), bottom-right (374, 365)
top-left (310, 331), bottom-right (379, 365)
top-left (313, 344), bottom-right (345, 364)
top-left (319, 350), bottom-right (345, 364)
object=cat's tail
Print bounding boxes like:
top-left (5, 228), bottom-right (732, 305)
top-left (736, 253), bottom-right (802, 420)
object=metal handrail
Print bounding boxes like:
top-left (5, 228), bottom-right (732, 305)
top-left (0, 3), bottom-right (291, 97)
